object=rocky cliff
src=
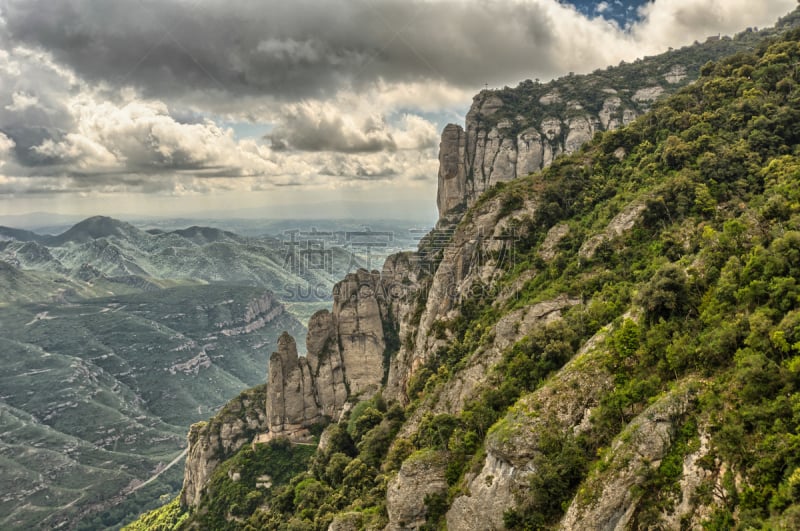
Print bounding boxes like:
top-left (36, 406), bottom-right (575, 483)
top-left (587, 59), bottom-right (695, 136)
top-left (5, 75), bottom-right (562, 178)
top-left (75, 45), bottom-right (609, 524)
top-left (436, 83), bottom-right (655, 222)
top-left (263, 269), bottom-right (396, 439)
top-left (180, 385), bottom-right (269, 507)
top-left (433, 25), bottom-right (799, 223)
top-left (145, 11), bottom-right (800, 531)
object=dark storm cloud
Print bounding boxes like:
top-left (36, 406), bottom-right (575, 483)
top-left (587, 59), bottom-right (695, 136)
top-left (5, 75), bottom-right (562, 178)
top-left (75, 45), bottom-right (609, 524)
top-left (1, 0), bottom-right (564, 100)
top-left (268, 103), bottom-right (397, 153)
top-left (0, 44), bottom-right (78, 167)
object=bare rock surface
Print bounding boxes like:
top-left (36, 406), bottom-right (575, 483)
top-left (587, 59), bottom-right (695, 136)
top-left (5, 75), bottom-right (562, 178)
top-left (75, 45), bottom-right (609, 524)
top-left (180, 385), bottom-right (268, 507)
top-left (446, 327), bottom-right (615, 530)
top-left (385, 451), bottom-right (448, 531)
top-left (560, 379), bottom-right (701, 530)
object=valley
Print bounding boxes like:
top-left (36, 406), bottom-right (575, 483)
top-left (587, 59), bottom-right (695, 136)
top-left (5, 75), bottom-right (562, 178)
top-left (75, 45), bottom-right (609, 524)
top-left (0, 216), bottom-right (421, 529)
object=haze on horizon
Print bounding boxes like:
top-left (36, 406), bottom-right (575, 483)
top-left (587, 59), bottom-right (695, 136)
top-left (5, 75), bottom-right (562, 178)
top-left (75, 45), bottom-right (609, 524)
top-left (0, 0), bottom-right (795, 220)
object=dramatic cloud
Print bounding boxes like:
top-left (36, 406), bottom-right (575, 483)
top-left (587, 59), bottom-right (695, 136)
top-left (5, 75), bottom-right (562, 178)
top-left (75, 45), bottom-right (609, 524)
top-left (633, 0), bottom-right (797, 47)
top-left (269, 101), bottom-right (397, 153)
top-left (0, 0), bottom-right (795, 216)
top-left (268, 101), bottom-right (439, 153)
top-left (3, 0), bottom-right (792, 102)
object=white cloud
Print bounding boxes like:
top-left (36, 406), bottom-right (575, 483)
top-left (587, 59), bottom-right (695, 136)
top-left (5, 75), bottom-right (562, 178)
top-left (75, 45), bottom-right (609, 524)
top-left (393, 114), bottom-right (438, 150)
top-left (632, 0), bottom-right (796, 50)
top-left (269, 100), bottom-right (397, 152)
top-left (29, 95), bottom-right (282, 177)
top-left (5, 91), bottom-right (38, 112)
top-left (0, 0), bottom-right (797, 212)
top-left (0, 131), bottom-right (14, 167)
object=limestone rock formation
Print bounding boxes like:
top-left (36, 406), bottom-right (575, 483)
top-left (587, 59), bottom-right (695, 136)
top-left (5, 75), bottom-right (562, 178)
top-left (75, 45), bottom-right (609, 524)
top-left (579, 200), bottom-right (647, 259)
top-left (433, 58), bottom-right (704, 224)
top-left (266, 332), bottom-right (320, 437)
top-left (385, 451), bottom-right (449, 531)
top-left (435, 90), bottom-right (643, 221)
top-left (306, 310), bottom-right (347, 419)
top-left (396, 294), bottom-right (581, 442)
top-left (161, 19), bottom-right (800, 529)
top-left (264, 269), bottom-right (395, 440)
top-left (560, 380), bottom-right (702, 530)
top-left (181, 385), bottom-right (269, 507)
top-left (446, 328), bottom-right (616, 530)
top-left (437, 124), bottom-right (468, 217)
top-left (333, 269), bottom-right (388, 397)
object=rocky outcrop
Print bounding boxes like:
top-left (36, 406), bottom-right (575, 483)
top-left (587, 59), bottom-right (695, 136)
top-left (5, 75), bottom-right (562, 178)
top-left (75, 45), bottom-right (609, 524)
top-left (539, 223), bottom-right (570, 261)
top-left (218, 293), bottom-right (285, 336)
top-left (397, 295), bottom-right (581, 441)
top-left (435, 54), bottom-right (706, 224)
top-left (385, 450), bottom-right (449, 531)
top-left (435, 90), bottom-right (642, 221)
top-left (306, 310), bottom-right (347, 419)
top-left (181, 385), bottom-right (269, 507)
top-left (579, 200), bottom-right (647, 259)
top-left (388, 184), bottom-right (536, 407)
top-left (382, 252), bottom-right (426, 402)
top-left (265, 269), bottom-right (397, 439)
top-left (266, 332), bottom-right (320, 438)
top-left (560, 379), bottom-right (702, 530)
top-left (446, 327), bottom-right (616, 530)
top-left (437, 124), bottom-right (469, 217)
top-left (333, 269), bottom-right (388, 397)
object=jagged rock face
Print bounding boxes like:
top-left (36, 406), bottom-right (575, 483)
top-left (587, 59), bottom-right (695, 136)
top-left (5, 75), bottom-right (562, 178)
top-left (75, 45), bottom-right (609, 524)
top-left (266, 332), bottom-right (320, 436)
top-left (390, 188), bottom-right (535, 406)
top-left (560, 380), bottom-right (701, 530)
top-left (436, 91), bottom-right (641, 221)
top-left (306, 310), bottom-right (347, 419)
top-left (181, 423), bottom-right (221, 508)
top-left (437, 124), bottom-right (468, 218)
top-left (383, 252), bottom-right (426, 402)
top-left (333, 269), bottom-right (388, 397)
top-left (396, 295), bottom-right (581, 441)
top-left (579, 200), bottom-right (647, 259)
top-left (446, 328), bottom-right (616, 530)
top-left (181, 386), bottom-right (268, 507)
top-left (385, 451), bottom-right (449, 531)
top-left (266, 269), bottom-right (396, 438)
top-left (217, 292), bottom-right (286, 337)
top-left (539, 223), bottom-right (570, 261)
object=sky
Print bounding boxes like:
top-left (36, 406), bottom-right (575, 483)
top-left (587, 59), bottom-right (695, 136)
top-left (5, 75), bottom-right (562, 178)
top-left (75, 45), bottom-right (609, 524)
top-left (0, 0), bottom-right (796, 221)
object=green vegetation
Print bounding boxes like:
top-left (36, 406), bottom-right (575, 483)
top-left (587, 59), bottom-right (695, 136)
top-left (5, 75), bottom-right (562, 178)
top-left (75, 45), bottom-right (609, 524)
top-left (122, 497), bottom-right (188, 531)
top-left (485, 7), bottom-right (800, 139)
top-left (130, 13), bottom-right (800, 531)
top-left (187, 439), bottom-right (316, 530)
top-left (491, 26), bottom-right (800, 528)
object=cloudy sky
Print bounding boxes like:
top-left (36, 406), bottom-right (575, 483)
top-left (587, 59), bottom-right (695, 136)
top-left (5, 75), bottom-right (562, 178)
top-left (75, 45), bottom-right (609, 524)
top-left (0, 0), bottom-right (795, 221)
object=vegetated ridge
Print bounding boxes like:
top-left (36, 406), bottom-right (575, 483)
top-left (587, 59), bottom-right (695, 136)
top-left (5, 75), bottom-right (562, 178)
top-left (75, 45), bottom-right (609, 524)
top-left (129, 8), bottom-right (800, 531)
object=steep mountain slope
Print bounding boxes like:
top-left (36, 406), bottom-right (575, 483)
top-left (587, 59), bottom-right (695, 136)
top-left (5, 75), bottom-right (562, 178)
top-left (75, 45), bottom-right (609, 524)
top-left (51, 216), bottom-right (149, 246)
top-left (129, 14), bottom-right (800, 531)
top-left (436, 8), bottom-right (800, 223)
top-left (0, 216), bottom-right (374, 528)
top-left (0, 226), bottom-right (51, 243)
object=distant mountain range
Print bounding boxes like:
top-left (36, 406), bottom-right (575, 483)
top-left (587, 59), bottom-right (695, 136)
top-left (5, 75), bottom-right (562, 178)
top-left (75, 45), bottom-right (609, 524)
top-left (0, 215), bottom-right (361, 304)
top-left (0, 215), bottom-right (385, 529)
